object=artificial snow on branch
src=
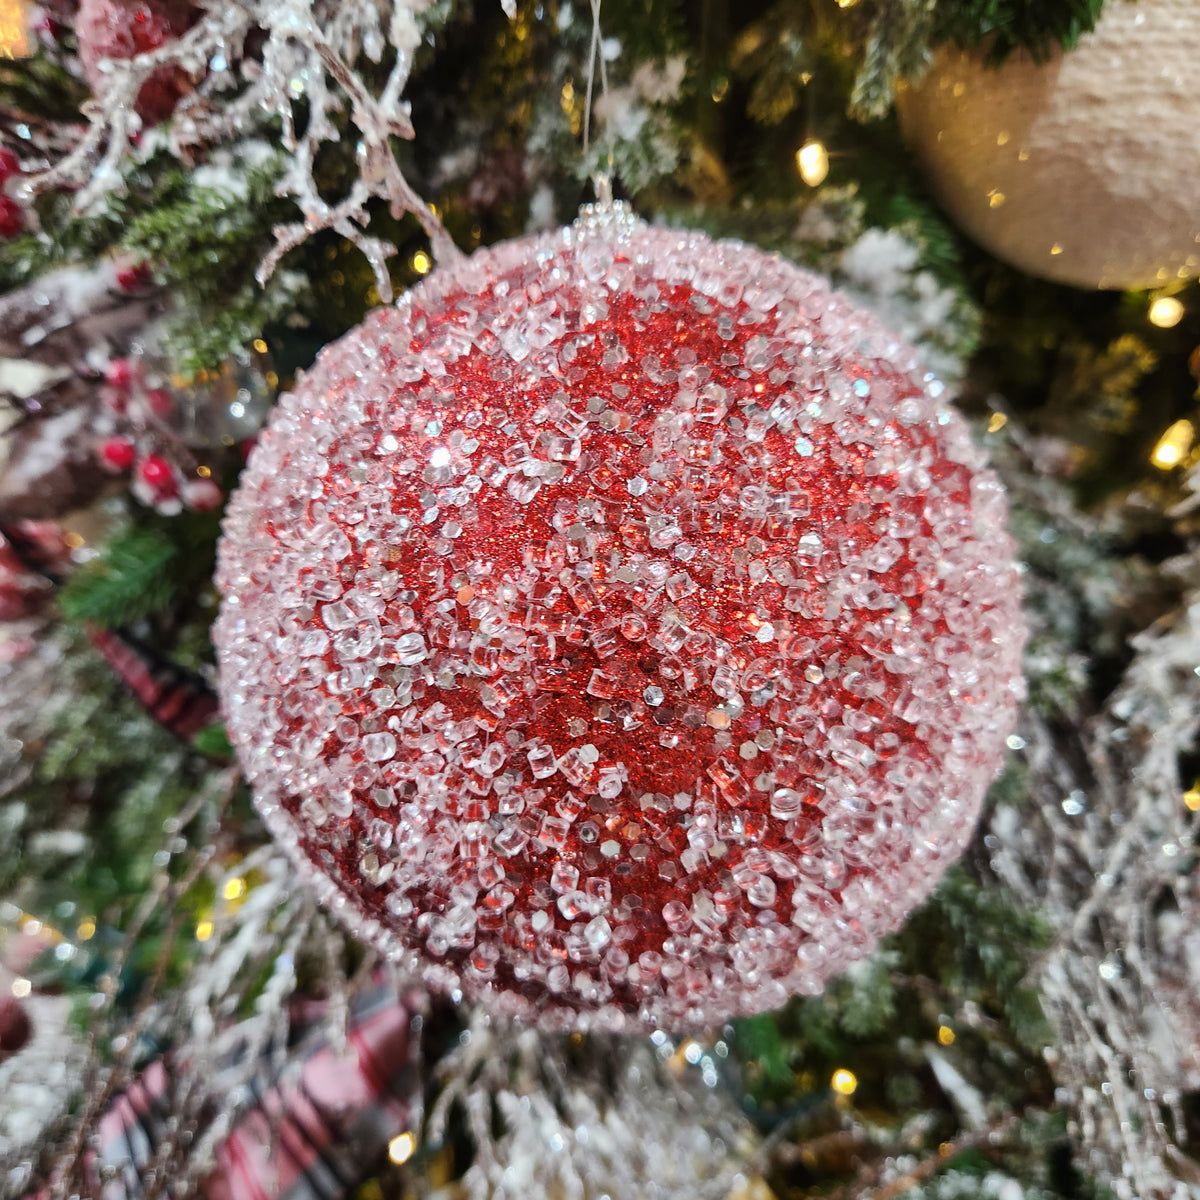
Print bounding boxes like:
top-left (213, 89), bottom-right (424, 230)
top-left (27, 0), bottom-right (472, 301)
top-left (988, 437), bottom-right (1200, 1200)
top-left (424, 1013), bottom-right (758, 1200)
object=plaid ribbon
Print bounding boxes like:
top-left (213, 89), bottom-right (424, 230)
top-left (91, 985), bottom-right (417, 1200)
top-left (86, 624), bottom-right (220, 743)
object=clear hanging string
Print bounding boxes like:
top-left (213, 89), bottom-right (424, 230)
top-left (581, 0), bottom-right (615, 207)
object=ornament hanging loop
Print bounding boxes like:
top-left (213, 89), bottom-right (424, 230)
top-left (581, 0), bottom-right (613, 182)
top-left (592, 172), bottom-right (614, 210)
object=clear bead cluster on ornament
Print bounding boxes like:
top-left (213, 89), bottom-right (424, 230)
top-left (214, 217), bottom-right (1026, 1033)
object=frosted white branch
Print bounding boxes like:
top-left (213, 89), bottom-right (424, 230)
top-left (987, 439), bottom-right (1200, 1200)
top-left (27, 0), bottom-right (471, 301)
top-left (425, 1014), bottom-right (757, 1200)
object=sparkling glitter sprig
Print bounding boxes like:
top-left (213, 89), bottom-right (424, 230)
top-left (984, 435), bottom-right (1200, 1200)
top-left (26, 0), bottom-right (469, 301)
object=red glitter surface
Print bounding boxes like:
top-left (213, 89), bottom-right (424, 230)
top-left (215, 212), bottom-right (1025, 1031)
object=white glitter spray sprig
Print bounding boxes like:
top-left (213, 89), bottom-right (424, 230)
top-left (27, 0), bottom-right (478, 301)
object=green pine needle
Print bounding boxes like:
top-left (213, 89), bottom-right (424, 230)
top-left (192, 722), bottom-right (234, 761)
top-left (934, 0), bottom-right (1108, 61)
top-left (119, 160), bottom-right (298, 373)
top-left (912, 866), bottom-right (1055, 1052)
top-left (59, 528), bottom-right (179, 628)
top-left (845, 0), bottom-right (1108, 119)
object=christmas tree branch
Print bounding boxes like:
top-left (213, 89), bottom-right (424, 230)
top-left (46, 768), bottom-right (240, 1198)
top-left (845, 1113), bottom-right (1021, 1200)
top-left (982, 431), bottom-right (1200, 1196)
top-left (24, 0), bottom-right (472, 304)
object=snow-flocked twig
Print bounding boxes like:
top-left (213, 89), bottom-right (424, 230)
top-left (987, 434), bottom-right (1200, 1200)
top-left (27, 0), bottom-right (471, 301)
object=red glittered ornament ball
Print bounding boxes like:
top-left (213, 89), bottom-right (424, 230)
top-left (215, 205), bottom-right (1026, 1032)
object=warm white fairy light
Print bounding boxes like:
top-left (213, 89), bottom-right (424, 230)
top-left (0, 0), bottom-right (30, 58)
top-left (796, 139), bottom-right (829, 187)
top-left (1151, 419), bottom-right (1193, 469)
top-left (1149, 295), bottom-right (1185, 328)
top-left (388, 1132), bottom-right (417, 1165)
top-left (831, 1068), bottom-right (858, 1095)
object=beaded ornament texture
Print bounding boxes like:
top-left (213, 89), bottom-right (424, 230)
top-left (214, 209), bottom-right (1026, 1032)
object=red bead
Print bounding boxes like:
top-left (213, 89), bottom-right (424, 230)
top-left (139, 454), bottom-right (176, 492)
top-left (182, 477), bottom-right (223, 511)
top-left (0, 147), bottom-right (21, 181)
top-left (100, 437), bottom-right (137, 471)
top-left (105, 358), bottom-right (135, 389)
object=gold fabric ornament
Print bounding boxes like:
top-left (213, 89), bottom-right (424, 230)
top-left (898, 0), bottom-right (1200, 290)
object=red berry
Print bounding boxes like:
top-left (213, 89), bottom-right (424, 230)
top-left (35, 10), bottom-right (64, 38)
top-left (105, 355), bottom-right (137, 388)
top-left (77, 0), bottom-right (200, 124)
top-left (115, 260), bottom-right (153, 292)
top-left (100, 437), bottom-right (137, 471)
top-left (0, 995), bottom-right (31, 1057)
top-left (146, 388), bottom-right (174, 418)
top-left (0, 198), bottom-right (23, 240)
top-left (183, 477), bottom-right (223, 511)
top-left (0, 147), bottom-right (21, 181)
top-left (105, 358), bottom-right (135, 389)
top-left (103, 389), bottom-right (128, 416)
top-left (139, 454), bottom-right (176, 494)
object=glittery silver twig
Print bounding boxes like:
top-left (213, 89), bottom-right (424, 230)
top-left (25, 0), bottom-right (473, 303)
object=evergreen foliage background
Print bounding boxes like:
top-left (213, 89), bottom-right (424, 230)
top-left (1, 1), bottom-right (1198, 1197)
